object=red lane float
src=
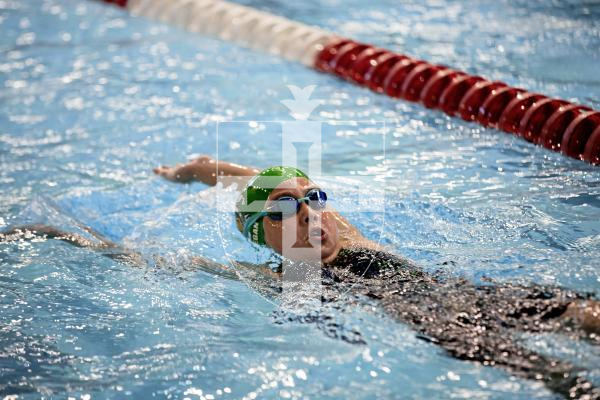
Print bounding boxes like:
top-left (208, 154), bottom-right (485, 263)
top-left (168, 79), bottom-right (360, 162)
top-left (103, 0), bottom-right (127, 6)
top-left (98, 0), bottom-right (600, 165)
top-left (315, 39), bottom-right (600, 165)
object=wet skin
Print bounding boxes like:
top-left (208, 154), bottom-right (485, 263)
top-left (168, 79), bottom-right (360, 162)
top-left (262, 177), bottom-right (341, 264)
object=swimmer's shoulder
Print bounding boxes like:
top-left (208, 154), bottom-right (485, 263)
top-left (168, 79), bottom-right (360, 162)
top-left (339, 242), bottom-right (414, 263)
top-left (330, 246), bottom-right (419, 277)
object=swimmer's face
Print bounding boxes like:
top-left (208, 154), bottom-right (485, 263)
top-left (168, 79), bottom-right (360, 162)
top-left (263, 178), bottom-right (340, 263)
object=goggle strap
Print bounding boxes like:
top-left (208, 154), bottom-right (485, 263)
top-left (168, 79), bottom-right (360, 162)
top-left (246, 190), bottom-right (328, 230)
top-left (243, 211), bottom-right (267, 238)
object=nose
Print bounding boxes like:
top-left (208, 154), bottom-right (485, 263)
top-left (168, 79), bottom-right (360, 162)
top-left (298, 202), bottom-right (321, 226)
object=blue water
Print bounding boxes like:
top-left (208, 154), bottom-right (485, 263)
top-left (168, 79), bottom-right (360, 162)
top-left (1, 0), bottom-right (600, 398)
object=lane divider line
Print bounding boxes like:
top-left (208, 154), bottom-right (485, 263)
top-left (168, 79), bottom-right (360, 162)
top-left (99, 0), bottom-right (600, 165)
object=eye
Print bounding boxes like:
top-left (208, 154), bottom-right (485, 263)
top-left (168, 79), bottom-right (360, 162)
top-left (267, 196), bottom-right (298, 217)
top-left (275, 196), bottom-right (297, 202)
top-left (306, 189), bottom-right (327, 208)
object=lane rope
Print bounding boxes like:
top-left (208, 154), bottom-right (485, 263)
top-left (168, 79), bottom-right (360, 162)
top-left (100, 0), bottom-right (600, 165)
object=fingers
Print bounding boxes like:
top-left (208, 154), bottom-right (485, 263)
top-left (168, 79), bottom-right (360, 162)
top-left (153, 165), bottom-right (173, 177)
top-left (153, 165), bottom-right (169, 174)
top-left (153, 165), bottom-right (178, 182)
top-left (153, 164), bottom-right (193, 183)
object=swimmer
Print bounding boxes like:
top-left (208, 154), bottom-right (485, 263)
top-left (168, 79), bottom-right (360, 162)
top-left (3, 155), bottom-right (600, 399)
top-left (154, 155), bottom-right (600, 399)
top-left (152, 155), bottom-right (380, 255)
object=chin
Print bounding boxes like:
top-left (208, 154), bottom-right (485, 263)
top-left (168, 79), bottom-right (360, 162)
top-left (320, 242), bottom-right (339, 263)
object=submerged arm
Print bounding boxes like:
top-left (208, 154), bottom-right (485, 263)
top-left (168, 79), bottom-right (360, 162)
top-left (1, 224), bottom-right (115, 249)
top-left (1, 225), bottom-right (279, 282)
top-left (0, 224), bottom-right (144, 267)
top-left (190, 255), bottom-right (281, 281)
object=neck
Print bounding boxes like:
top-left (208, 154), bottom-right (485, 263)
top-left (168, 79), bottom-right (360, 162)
top-left (321, 244), bottom-right (342, 265)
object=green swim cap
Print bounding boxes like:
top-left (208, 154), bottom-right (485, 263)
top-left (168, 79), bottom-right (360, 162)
top-left (236, 166), bottom-right (309, 245)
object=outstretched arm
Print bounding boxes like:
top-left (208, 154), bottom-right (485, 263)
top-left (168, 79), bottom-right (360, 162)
top-left (153, 155), bottom-right (260, 186)
top-left (1, 225), bottom-right (279, 280)
top-left (154, 156), bottom-right (380, 248)
top-left (0, 224), bottom-right (145, 266)
top-left (1, 224), bottom-right (116, 249)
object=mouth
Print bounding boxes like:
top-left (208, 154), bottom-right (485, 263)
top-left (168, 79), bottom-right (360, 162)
top-left (308, 227), bottom-right (327, 242)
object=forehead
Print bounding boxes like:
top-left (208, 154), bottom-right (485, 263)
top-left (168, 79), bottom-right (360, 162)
top-left (268, 177), bottom-right (315, 199)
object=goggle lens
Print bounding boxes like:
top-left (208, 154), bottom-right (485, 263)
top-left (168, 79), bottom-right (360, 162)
top-left (267, 189), bottom-right (328, 221)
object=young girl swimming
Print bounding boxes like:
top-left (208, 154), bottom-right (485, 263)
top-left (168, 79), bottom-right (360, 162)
top-left (3, 155), bottom-right (599, 399)
top-left (155, 155), bottom-right (600, 399)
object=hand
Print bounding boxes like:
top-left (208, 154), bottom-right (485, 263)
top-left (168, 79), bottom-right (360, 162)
top-left (153, 164), bottom-right (188, 182)
top-left (153, 155), bottom-right (214, 183)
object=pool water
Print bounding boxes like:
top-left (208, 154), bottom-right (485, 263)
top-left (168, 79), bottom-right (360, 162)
top-left (1, 0), bottom-right (600, 398)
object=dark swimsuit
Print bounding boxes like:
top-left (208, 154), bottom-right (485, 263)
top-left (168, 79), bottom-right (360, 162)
top-left (323, 247), bottom-right (597, 399)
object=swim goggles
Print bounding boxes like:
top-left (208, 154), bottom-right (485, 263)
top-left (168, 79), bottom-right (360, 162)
top-left (242, 189), bottom-right (328, 238)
